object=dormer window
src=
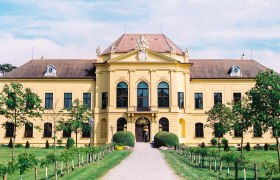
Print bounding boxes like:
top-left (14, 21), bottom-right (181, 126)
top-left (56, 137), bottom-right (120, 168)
top-left (44, 65), bottom-right (57, 77)
top-left (229, 65), bottom-right (242, 77)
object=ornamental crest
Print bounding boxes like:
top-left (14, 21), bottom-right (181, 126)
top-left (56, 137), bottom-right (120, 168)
top-left (136, 35), bottom-right (149, 49)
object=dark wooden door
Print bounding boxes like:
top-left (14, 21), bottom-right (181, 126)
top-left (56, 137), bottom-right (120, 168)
top-left (136, 125), bottom-right (144, 142)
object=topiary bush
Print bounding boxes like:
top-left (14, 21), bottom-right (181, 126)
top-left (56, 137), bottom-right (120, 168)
top-left (245, 142), bottom-right (251, 151)
top-left (154, 131), bottom-right (179, 147)
top-left (66, 138), bottom-right (75, 149)
top-left (221, 138), bottom-right (228, 146)
top-left (224, 141), bottom-right (229, 151)
top-left (112, 131), bottom-right (135, 147)
top-left (210, 138), bottom-right (218, 146)
top-left (201, 142), bottom-right (206, 148)
top-left (264, 143), bottom-right (269, 151)
top-left (45, 140), bottom-right (50, 149)
top-left (25, 141), bottom-right (30, 149)
top-left (8, 138), bottom-right (13, 148)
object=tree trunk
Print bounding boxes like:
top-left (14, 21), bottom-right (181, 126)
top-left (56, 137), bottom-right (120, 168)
top-left (35, 167), bottom-right (37, 180)
top-left (12, 115), bottom-right (17, 162)
top-left (55, 161), bottom-right (58, 180)
top-left (276, 136), bottom-right (280, 171)
top-left (3, 174), bottom-right (7, 180)
top-left (218, 137), bottom-right (221, 156)
top-left (235, 161), bottom-right (238, 180)
top-left (78, 154), bottom-right (80, 168)
top-left (45, 166), bottom-right (48, 180)
top-left (240, 135), bottom-right (244, 155)
top-left (219, 158), bottom-right (223, 175)
top-left (66, 163), bottom-right (69, 174)
top-left (254, 163), bottom-right (257, 180)
top-left (75, 130), bottom-right (78, 147)
top-left (60, 162), bottom-right (64, 176)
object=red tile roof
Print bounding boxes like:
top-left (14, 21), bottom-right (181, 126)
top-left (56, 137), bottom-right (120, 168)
top-left (101, 34), bottom-right (184, 55)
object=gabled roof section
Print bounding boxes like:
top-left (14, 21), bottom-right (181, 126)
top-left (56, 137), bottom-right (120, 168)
top-left (190, 59), bottom-right (267, 79)
top-left (101, 34), bottom-right (184, 55)
top-left (0, 59), bottom-right (97, 79)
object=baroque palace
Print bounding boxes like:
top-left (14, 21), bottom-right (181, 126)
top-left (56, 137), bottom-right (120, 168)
top-left (0, 34), bottom-right (272, 146)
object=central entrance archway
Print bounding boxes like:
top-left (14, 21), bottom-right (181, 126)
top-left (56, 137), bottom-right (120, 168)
top-left (135, 117), bottom-right (150, 142)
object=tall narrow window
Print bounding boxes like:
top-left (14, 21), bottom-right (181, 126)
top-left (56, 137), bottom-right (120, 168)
top-left (178, 92), bottom-right (184, 108)
top-left (233, 93), bottom-right (241, 103)
top-left (64, 93), bottom-right (72, 109)
top-left (214, 123), bottom-right (223, 138)
top-left (253, 123), bottom-right (262, 137)
top-left (43, 123), bottom-right (52, 137)
top-left (24, 123), bottom-right (33, 137)
top-left (195, 123), bottom-right (204, 137)
top-left (195, 93), bottom-right (203, 109)
top-left (45, 93), bottom-right (53, 109)
top-left (234, 127), bottom-right (243, 137)
top-left (137, 82), bottom-right (149, 109)
top-left (117, 118), bottom-right (127, 132)
top-left (82, 123), bottom-right (91, 138)
top-left (214, 93), bottom-right (222, 105)
top-left (5, 122), bottom-right (14, 137)
top-left (63, 123), bottom-right (71, 138)
top-left (158, 82), bottom-right (169, 107)
top-left (116, 82), bottom-right (128, 108)
top-left (159, 118), bottom-right (169, 132)
top-left (83, 93), bottom-right (91, 109)
top-left (102, 92), bottom-right (108, 109)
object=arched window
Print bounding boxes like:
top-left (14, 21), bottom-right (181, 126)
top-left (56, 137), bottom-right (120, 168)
top-left (100, 119), bottom-right (108, 138)
top-left (179, 119), bottom-right (186, 138)
top-left (137, 82), bottom-right (149, 109)
top-left (159, 117), bottom-right (169, 132)
top-left (117, 118), bottom-right (127, 132)
top-left (195, 123), bottom-right (204, 137)
top-left (158, 82), bottom-right (169, 107)
top-left (44, 122), bottom-right (52, 137)
top-left (117, 82), bottom-right (128, 108)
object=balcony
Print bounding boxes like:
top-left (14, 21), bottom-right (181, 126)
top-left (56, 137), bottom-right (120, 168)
top-left (135, 106), bottom-right (151, 111)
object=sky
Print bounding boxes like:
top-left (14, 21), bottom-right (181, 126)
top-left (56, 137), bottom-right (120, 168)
top-left (0, 0), bottom-right (279, 72)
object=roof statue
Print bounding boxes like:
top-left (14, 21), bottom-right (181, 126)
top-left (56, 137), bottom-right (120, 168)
top-left (185, 48), bottom-right (189, 57)
top-left (169, 44), bottom-right (176, 53)
top-left (110, 44), bottom-right (116, 53)
top-left (136, 35), bottom-right (149, 49)
top-left (96, 46), bottom-right (101, 56)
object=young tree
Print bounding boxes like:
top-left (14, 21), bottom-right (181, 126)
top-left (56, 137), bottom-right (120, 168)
top-left (206, 102), bottom-right (232, 154)
top-left (0, 63), bottom-right (17, 75)
top-left (229, 98), bottom-right (253, 154)
top-left (58, 99), bottom-right (91, 147)
top-left (247, 69), bottom-right (280, 169)
top-left (0, 82), bottom-right (44, 159)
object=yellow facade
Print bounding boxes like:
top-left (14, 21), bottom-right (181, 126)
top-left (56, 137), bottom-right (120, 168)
top-left (0, 34), bottom-right (274, 146)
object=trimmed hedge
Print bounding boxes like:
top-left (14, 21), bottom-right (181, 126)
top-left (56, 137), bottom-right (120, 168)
top-left (113, 131), bottom-right (135, 147)
top-left (154, 131), bottom-right (179, 147)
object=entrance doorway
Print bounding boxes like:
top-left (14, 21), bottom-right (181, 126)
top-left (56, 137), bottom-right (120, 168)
top-left (135, 117), bottom-right (150, 142)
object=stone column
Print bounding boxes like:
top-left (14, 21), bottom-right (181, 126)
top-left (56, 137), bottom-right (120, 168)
top-left (149, 69), bottom-right (157, 110)
top-left (170, 69), bottom-right (178, 112)
top-left (129, 70), bottom-right (136, 109)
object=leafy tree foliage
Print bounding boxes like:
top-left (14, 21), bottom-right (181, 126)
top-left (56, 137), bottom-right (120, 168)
top-left (0, 63), bottom-right (16, 75)
top-left (247, 69), bottom-right (280, 169)
top-left (58, 99), bottom-right (91, 147)
top-left (0, 82), bottom-right (44, 159)
top-left (16, 152), bottom-right (38, 177)
top-left (206, 102), bottom-right (232, 154)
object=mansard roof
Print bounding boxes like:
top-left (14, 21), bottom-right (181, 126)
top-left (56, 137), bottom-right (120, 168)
top-left (189, 59), bottom-right (267, 79)
top-left (0, 59), bottom-right (97, 79)
top-left (101, 34), bottom-right (184, 55)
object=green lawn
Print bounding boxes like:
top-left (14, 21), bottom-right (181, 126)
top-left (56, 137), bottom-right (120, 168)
top-left (162, 150), bottom-right (280, 180)
top-left (0, 147), bottom-right (130, 180)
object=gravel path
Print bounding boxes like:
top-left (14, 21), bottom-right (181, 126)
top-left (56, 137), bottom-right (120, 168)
top-left (103, 143), bottom-right (178, 180)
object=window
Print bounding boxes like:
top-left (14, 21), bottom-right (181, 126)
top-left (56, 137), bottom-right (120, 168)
top-left (83, 93), bottom-right (91, 109)
top-left (195, 93), bottom-right (203, 109)
top-left (102, 92), bottom-right (108, 109)
top-left (178, 92), bottom-right (184, 108)
top-left (159, 118), bottom-right (169, 132)
top-left (158, 82), bottom-right (169, 108)
top-left (45, 93), bottom-right (53, 109)
top-left (253, 124), bottom-right (262, 137)
top-left (214, 123), bottom-right (223, 137)
top-left (195, 123), bottom-right (204, 137)
top-left (233, 93), bottom-right (241, 103)
top-left (7, 92), bottom-right (16, 109)
top-left (117, 118), bottom-right (127, 132)
top-left (63, 123), bottom-right (71, 138)
top-left (43, 123), bottom-right (52, 137)
top-left (214, 93), bottom-right (222, 105)
top-left (234, 127), bottom-right (243, 137)
top-left (5, 122), bottom-right (14, 137)
top-left (24, 123), bottom-right (33, 137)
top-left (25, 91), bottom-right (35, 109)
top-left (82, 123), bottom-right (91, 138)
top-left (137, 82), bottom-right (149, 108)
top-left (116, 82), bottom-right (128, 108)
top-left (64, 93), bottom-right (72, 109)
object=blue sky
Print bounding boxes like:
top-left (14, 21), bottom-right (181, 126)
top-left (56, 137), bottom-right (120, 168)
top-left (0, 0), bottom-right (279, 72)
